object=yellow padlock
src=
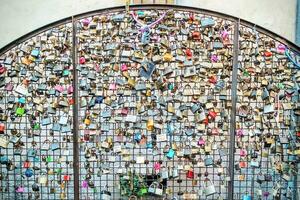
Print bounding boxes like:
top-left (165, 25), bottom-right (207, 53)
top-left (163, 52), bottom-right (172, 62)
top-left (167, 105), bottom-right (175, 113)
top-left (128, 78), bottom-right (136, 87)
top-left (84, 116), bottom-right (91, 125)
top-left (146, 89), bottom-right (151, 97)
top-left (146, 119), bottom-right (154, 131)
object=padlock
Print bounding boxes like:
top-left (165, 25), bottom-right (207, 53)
top-left (146, 119), bottom-right (154, 131)
top-left (50, 139), bottom-right (60, 151)
top-left (203, 179), bottom-right (216, 196)
top-left (23, 160), bottom-right (31, 168)
top-left (186, 169), bottom-right (194, 179)
top-left (242, 193), bottom-right (251, 200)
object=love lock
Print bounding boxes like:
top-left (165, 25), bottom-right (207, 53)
top-left (242, 192), bottom-right (251, 200)
top-left (100, 189), bottom-right (111, 200)
top-left (203, 179), bottom-right (216, 196)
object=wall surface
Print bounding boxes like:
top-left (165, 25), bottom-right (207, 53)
top-left (0, 0), bottom-right (297, 49)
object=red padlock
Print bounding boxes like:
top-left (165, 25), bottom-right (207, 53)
top-left (185, 49), bottom-right (193, 59)
top-left (68, 98), bottom-right (74, 105)
top-left (297, 132), bottom-right (300, 137)
top-left (0, 124), bottom-right (5, 132)
top-left (192, 31), bottom-right (201, 40)
top-left (63, 175), bottom-right (70, 181)
top-left (208, 76), bottom-right (217, 84)
top-left (203, 117), bottom-right (209, 125)
top-left (239, 161), bottom-right (247, 168)
top-left (83, 131), bottom-right (90, 141)
top-left (23, 161), bottom-right (31, 168)
top-left (208, 111), bottom-right (217, 120)
top-left (79, 57), bottom-right (86, 64)
top-left (264, 51), bottom-right (272, 57)
top-left (186, 169), bottom-right (194, 179)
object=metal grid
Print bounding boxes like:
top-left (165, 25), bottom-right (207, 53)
top-left (0, 23), bottom-right (75, 199)
top-left (76, 9), bottom-right (234, 200)
top-left (234, 24), bottom-right (300, 200)
top-left (0, 3), bottom-right (299, 199)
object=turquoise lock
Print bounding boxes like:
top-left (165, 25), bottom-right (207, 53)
top-left (243, 194), bottom-right (251, 200)
top-left (166, 149), bottom-right (175, 159)
top-left (18, 97), bottom-right (26, 104)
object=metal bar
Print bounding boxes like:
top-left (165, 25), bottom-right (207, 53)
top-left (71, 16), bottom-right (80, 200)
top-left (228, 18), bottom-right (239, 200)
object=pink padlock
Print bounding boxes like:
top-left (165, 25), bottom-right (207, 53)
top-left (240, 149), bottom-right (247, 157)
top-left (221, 30), bottom-right (229, 39)
top-left (109, 83), bottom-right (116, 90)
top-left (277, 44), bottom-right (286, 54)
top-left (54, 85), bottom-right (64, 93)
top-left (82, 180), bottom-right (88, 188)
top-left (94, 64), bottom-right (100, 73)
top-left (210, 54), bottom-right (218, 62)
top-left (121, 64), bottom-right (128, 71)
top-left (236, 129), bottom-right (244, 137)
top-left (198, 137), bottom-right (205, 146)
top-left (79, 57), bottom-right (86, 65)
top-left (67, 85), bottom-right (73, 94)
top-left (16, 186), bottom-right (25, 193)
top-left (154, 162), bottom-right (161, 171)
top-left (82, 18), bottom-right (90, 27)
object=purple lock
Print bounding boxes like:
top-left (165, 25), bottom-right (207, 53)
top-left (82, 180), bottom-right (88, 188)
top-left (263, 191), bottom-right (270, 199)
top-left (16, 186), bottom-right (25, 193)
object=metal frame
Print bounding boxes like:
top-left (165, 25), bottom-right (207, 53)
top-left (0, 4), bottom-right (299, 200)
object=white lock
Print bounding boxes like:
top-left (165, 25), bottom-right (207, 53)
top-left (204, 179), bottom-right (216, 196)
top-left (100, 190), bottom-right (111, 200)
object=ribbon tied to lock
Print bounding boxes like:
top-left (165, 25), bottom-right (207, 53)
top-left (131, 10), bottom-right (171, 44)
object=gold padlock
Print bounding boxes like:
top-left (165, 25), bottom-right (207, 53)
top-left (84, 116), bottom-right (91, 125)
top-left (146, 119), bottom-right (154, 131)
top-left (163, 52), bottom-right (172, 62)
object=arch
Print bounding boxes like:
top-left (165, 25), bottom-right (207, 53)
top-left (0, 4), bottom-right (299, 200)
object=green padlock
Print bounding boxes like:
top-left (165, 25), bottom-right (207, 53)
top-left (33, 123), bottom-right (40, 130)
top-left (46, 156), bottom-right (52, 162)
top-left (16, 107), bottom-right (25, 116)
top-left (137, 185), bottom-right (148, 196)
top-left (55, 168), bottom-right (62, 174)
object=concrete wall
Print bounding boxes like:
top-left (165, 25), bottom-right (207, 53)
top-left (0, 0), bottom-right (297, 49)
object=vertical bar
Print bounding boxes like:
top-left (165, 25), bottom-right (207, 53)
top-left (72, 16), bottom-right (80, 200)
top-left (228, 19), bottom-right (239, 200)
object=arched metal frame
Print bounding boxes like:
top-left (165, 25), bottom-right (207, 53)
top-left (0, 4), bottom-right (299, 200)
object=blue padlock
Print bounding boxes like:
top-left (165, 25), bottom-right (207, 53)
top-left (0, 156), bottom-right (8, 165)
top-left (243, 194), bottom-right (251, 200)
top-left (95, 96), bottom-right (104, 104)
top-left (18, 97), bottom-right (26, 104)
top-left (25, 168), bottom-right (34, 178)
top-left (167, 124), bottom-right (175, 135)
top-left (166, 149), bottom-right (175, 159)
top-left (146, 142), bottom-right (153, 149)
top-left (134, 132), bottom-right (142, 142)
